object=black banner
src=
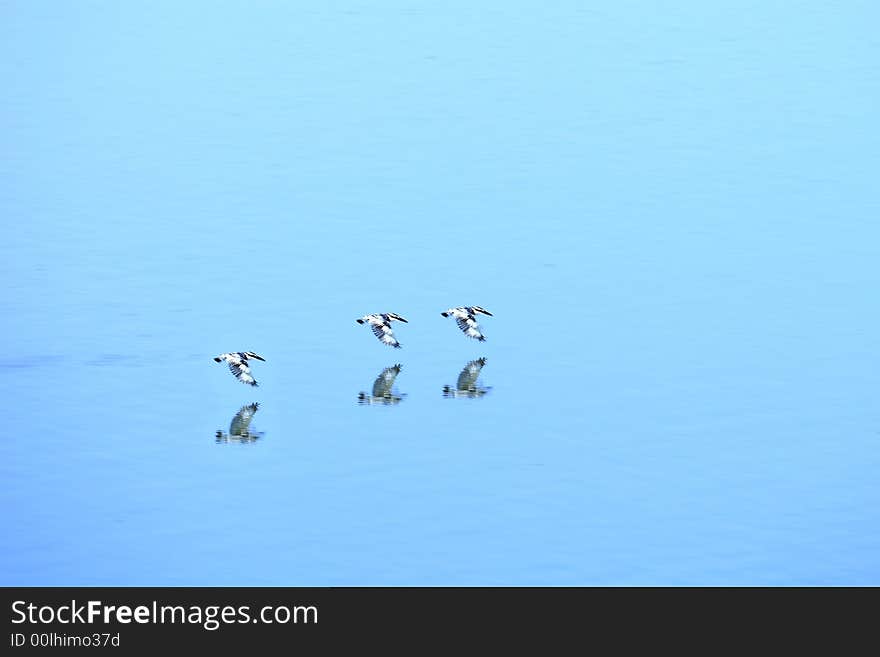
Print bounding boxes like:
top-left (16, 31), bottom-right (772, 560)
top-left (0, 587), bottom-right (870, 650)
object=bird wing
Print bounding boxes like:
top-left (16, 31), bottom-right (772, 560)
top-left (372, 365), bottom-right (401, 396)
top-left (457, 358), bottom-right (486, 390)
top-left (371, 321), bottom-right (401, 348)
top-left (229, 403), bottom-right (259, 435)
top-left (228, 359), bottom-right (258, 386)
top-left (455, 315), bottom-right (485, 341)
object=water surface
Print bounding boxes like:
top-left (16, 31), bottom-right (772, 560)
top-left (1, 1), bottom-right (878, 585)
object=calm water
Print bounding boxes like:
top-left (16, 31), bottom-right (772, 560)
top-left (2, 1), bottom-right (878, 585)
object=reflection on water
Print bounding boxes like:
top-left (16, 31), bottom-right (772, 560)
top-left (358, 364), bottom-right (406, 406)
top-left (215, 402), bottom-right (263, 444)
top-left (443, 357), bottom-right (491, 399)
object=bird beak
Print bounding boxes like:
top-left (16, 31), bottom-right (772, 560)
top-left (252, 355), bottom-right (266, 361)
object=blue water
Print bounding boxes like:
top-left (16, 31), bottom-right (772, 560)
top-left (2, 1), bottom-right (878, 585)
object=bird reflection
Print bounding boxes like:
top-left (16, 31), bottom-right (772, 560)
top-left (358, 364), bottom-right (406, 405)
top-left (215, 402), bottom-right (264, 443)
top-left (443, 357), bottom-right (491, 398)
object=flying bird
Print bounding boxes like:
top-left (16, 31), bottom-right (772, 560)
top-left (358, 364), bottom-right (406, 405)
top-left (443, 357), bottom-right (491, 399)
top-left (356, 313), bottom-right (408, 348)
top-left (441, 306), bottom-right (493, 341)
top-left (216, 402), bottom-right (263, 443)
top-left (213, 351), bottom-right (266, 386)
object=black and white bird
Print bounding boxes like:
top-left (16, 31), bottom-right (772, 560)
top-left (216, 402), bottom-right (263, 443)
top-left (356, 313), bottom-right (408, 348)
top-left (213, 351), bottom-right (266, 386)
top-left (358, 364), bottom-right (406, 405)
top-left (441, 306), bottom-right (493, 341)
top-left (443, 357), bottom-right (491, 399)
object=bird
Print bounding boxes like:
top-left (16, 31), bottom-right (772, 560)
top-left (441, 306), bottom-right (493, 341)
top-left (216, 402), bottom-right (263, 443)
top-left (213, 351), bottom-right (266, 386)
top-left (443, 357), bottom-right (491, 398)
top-left (358, 364), bottom-right (406, 405)
top-left (356, 313), bottom-right (408, 348)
